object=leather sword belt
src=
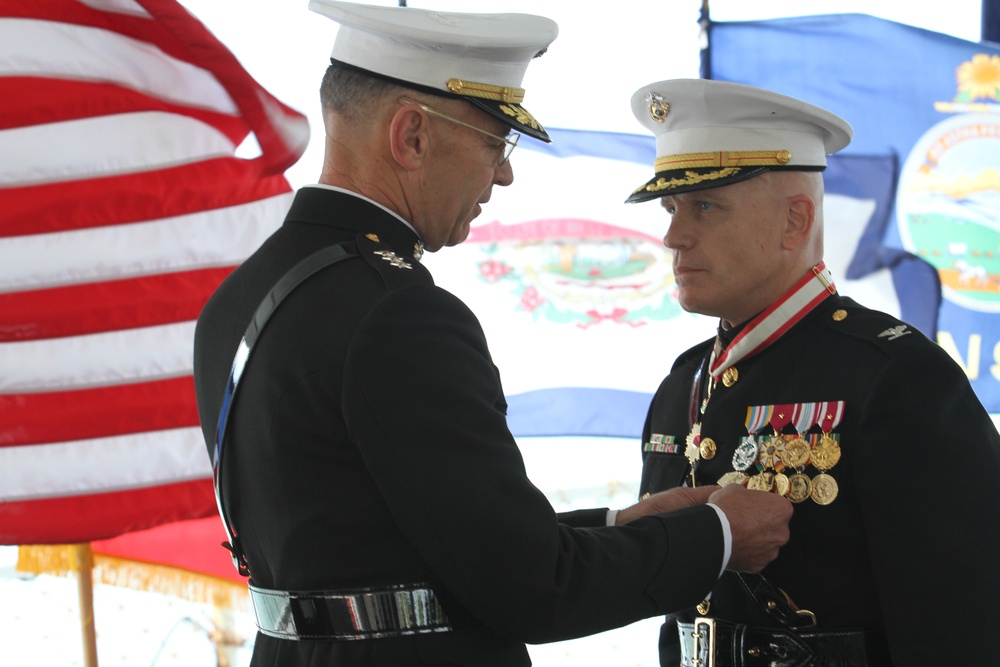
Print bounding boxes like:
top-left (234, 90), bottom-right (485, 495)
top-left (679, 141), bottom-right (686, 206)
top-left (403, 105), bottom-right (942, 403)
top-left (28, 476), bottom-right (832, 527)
top-left (249, 582), bottom-right (455, 640)
top-left (678, 618), bottom-right (887, 667)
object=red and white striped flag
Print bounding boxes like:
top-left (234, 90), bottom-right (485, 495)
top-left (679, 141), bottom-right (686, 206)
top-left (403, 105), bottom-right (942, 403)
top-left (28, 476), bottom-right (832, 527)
top-left (0, 0), bottom-right (309, 544)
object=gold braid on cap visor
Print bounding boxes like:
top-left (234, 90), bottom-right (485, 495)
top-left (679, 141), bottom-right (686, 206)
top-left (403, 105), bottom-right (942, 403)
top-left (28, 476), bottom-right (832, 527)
top-left (654, 150), bottom-right (793, 172)
top-left (446, 78), bottom-right (525, 103)
top-left (634, 168), bottom-right (745, 194)
top-left (444, 78), bottom-right (542, 131)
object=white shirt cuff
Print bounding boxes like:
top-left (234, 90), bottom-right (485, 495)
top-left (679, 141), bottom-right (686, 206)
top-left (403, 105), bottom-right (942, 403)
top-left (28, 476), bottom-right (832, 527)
top-left (607, 505), bottom-right (730, 575)
top-left (706, 502), bottom-right (732, 576)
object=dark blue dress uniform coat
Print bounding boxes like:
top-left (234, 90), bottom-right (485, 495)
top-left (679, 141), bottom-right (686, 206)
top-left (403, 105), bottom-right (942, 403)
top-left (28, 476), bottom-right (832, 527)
top-left (193, 186), bottom-right (725, 667)
top-left (640, 294), bottom-right (1000, 666)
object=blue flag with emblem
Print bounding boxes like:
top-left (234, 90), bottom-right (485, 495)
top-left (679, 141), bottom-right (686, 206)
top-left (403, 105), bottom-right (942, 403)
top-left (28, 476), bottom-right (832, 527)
top-left (705, 12), bottom-right (1000, 414)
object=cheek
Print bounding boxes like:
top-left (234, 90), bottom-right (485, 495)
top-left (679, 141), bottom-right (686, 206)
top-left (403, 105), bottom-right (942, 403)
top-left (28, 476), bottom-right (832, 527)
top-left (446, 220), bottom-right (472, 247)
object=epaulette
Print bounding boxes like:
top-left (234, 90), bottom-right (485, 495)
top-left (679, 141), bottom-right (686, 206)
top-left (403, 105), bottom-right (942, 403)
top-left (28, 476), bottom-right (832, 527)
top-left (821, 297), bottom-right (929, 355)
top-left (355, 232), bottom-right (432, 290)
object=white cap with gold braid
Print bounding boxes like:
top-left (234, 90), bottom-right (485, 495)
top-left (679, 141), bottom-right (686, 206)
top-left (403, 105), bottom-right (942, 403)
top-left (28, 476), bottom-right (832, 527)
top-left (626, 78), bottom-right (853, 203)
top-left (308, 0), bottom-right (557, 142)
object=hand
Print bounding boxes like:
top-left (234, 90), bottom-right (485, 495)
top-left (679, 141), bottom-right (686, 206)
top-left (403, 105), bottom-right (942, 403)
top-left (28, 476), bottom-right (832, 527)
top-left (615, 486), bottom-right (719, 525)
top-left (708, 484), bottom-right (792, 573)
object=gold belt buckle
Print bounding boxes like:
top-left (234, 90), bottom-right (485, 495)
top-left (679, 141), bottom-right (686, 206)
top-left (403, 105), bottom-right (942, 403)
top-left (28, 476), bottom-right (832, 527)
top-left (691, 617), bottom-right (716, 667)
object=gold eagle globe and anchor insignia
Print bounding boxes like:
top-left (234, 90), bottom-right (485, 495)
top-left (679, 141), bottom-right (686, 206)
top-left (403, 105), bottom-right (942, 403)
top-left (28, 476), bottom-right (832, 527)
top-left (645, 91), bottom-right (669, 122)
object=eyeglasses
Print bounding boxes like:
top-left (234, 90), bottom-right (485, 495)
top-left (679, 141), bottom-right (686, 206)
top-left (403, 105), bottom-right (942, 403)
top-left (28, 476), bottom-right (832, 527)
top-left (400, 98), bottom-right (519, 165)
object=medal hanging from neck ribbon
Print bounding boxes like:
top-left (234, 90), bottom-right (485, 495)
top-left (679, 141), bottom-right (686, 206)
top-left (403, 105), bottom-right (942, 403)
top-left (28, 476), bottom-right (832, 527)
top-left (685, 263), bottom-right (836, 487)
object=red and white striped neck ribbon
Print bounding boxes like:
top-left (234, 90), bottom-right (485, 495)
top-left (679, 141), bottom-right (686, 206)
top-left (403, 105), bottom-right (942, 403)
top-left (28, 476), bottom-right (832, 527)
top-left (709, 263), bottom-right (836, 381)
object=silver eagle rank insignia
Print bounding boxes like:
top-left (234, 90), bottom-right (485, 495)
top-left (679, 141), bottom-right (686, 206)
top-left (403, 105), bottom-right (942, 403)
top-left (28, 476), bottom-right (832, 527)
top-left (878, 325), bottom-right (911, 341)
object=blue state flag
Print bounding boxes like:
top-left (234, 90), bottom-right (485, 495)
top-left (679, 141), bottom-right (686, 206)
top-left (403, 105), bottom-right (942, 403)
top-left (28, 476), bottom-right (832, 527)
top-left (707, 13), bottom-right (1000, 413)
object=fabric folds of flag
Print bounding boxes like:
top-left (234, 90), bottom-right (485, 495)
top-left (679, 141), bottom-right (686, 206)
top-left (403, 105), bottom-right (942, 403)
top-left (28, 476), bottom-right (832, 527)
top-left (704, 12), bottom-right (1000, 412)
top-left (0, 0), bottom-right (309, 544)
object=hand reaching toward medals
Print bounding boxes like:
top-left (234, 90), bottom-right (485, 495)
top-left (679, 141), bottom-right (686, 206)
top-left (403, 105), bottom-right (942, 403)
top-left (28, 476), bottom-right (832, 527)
top-left (709, 484), bottom-right (792, 573)
top-left (615, 486), bottom-right (719, 525)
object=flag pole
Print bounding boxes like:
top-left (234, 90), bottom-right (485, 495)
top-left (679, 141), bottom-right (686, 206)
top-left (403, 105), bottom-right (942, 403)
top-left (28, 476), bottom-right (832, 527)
top-left (699, 0), bottom-right (712, 79)
top-left (71, 543), bottom-right (100, 667)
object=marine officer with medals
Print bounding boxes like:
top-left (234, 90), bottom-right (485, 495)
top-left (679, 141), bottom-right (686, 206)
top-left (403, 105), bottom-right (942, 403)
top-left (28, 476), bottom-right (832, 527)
top-left (192, 5), bottom-right (794, 665)
top-left (627, 78), bottom-right (1000, 666)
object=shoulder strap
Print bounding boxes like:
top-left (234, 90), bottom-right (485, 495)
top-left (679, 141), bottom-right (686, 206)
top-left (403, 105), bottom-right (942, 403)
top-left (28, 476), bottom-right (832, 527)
top-left (212, 243), bottom-right (357, 578)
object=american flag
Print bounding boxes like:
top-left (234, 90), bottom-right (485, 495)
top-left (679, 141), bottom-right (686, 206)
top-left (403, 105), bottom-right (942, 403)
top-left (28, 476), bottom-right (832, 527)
top-left (0, 0), bottom-right (309, 544)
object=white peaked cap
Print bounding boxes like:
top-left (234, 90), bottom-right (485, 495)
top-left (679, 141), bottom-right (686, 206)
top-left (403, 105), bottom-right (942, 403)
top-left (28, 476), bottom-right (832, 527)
top-left (626, 79), bottom-right (852, 203)
top-left (308, 0), bottom-right (558, 141)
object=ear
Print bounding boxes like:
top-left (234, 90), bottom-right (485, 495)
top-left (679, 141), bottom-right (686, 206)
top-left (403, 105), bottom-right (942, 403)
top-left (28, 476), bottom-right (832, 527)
top-left (782, 194), bottom-right (815, 251)
top-left (388, 105), bottom-right (430, 171)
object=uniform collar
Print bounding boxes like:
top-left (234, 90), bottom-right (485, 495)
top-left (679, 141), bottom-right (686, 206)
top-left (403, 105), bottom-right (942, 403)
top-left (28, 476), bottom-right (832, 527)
top-left (717, 318), bottom-right (749, 347)
top-left (285, 186), bottom-right (424, 261)
top-left (304, 184), bottom-right (420, 238)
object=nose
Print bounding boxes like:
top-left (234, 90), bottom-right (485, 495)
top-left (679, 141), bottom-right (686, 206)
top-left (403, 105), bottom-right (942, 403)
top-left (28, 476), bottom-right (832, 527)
top-left (494, 158), bottom-right (514, 187)
top-left (662, 211), bottom-right (688, 251)
top-left (662, 219), bottom-right (680, 250)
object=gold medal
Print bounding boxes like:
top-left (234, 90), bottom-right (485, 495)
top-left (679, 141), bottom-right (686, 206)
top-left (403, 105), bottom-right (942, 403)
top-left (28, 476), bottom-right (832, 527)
top-left (722, 367), bottom-right (739, 387)
top-left (699, 437), bottom-right (717, 460)
top-left (786, 473), bottom-right (812, 503)
top-left (747, 471), bottom-right (774, 492)
top-left (717, 471), bottom-right (748, 486)
top-left (811, 434), bottom-right (841, 470)
top-left (810, 473), bottom-right (839, 505)
top-left (782, 437), bottom-right (811, 469)
top-left (773, 472), bottom-right (790, 498)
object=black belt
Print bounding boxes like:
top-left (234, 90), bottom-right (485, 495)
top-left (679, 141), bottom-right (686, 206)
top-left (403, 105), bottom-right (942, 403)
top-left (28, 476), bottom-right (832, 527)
top-left (678, 618), bottom-right (886, 667)
top-left (249, 582), bottom-right (454, 640)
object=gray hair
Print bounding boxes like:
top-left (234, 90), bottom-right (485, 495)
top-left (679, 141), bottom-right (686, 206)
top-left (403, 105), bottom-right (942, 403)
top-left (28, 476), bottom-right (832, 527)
top-left (319, 62), bottom-right (409, 122)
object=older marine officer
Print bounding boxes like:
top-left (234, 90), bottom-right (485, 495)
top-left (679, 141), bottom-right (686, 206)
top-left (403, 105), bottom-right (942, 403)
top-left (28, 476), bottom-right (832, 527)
top-left (193, 5), bottom-right (793, 666)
